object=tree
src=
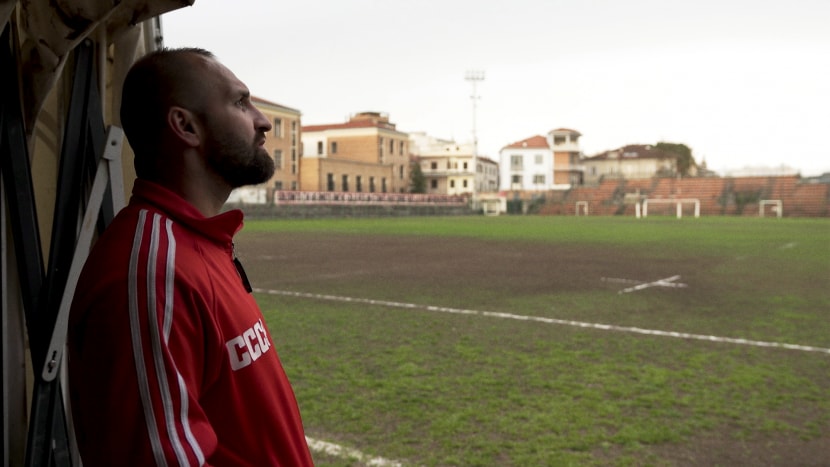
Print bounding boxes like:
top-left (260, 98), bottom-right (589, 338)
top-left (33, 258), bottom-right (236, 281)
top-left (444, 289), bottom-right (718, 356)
top-left (656, 142), bottom-right (697, 177)
top-left (409, 160), bottom-right (427, 193)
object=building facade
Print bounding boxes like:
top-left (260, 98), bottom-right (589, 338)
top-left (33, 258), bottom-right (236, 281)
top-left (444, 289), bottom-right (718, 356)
top-left (252, 96), bottom-right (302, 192)
top-left (550, 128), bottom-right (584, 187)
top-left (409, 132), bottom-right (499, 195)
top-left (498, 129), bottom-right (583, 192)
top-left (582, 144), bottom-right (679, 184)
top-left (300, 112), bottom-right (410, 193)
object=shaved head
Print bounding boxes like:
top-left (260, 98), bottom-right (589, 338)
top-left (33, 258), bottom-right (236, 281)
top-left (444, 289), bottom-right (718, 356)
top-left (120, 47), bottom-right (217, 178)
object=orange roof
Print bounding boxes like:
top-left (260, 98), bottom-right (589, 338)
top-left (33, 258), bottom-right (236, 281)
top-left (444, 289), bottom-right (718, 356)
top-left (502, 135), bottom-right (549, 150)
top-left (302, 121), bottom-right (385, 132)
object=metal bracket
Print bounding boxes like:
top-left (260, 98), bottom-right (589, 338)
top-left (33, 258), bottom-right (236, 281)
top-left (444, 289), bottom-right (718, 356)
top-left (41, 126), bottom-right (124, 381)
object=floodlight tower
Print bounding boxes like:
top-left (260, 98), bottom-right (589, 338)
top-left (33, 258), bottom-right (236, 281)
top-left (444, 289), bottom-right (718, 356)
top-left (465, 69), bottom-right (485, 194)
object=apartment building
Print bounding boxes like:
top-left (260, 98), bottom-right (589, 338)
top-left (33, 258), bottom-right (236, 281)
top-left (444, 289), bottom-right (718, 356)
top-left (499, 128), bottom-right (583, 192)
top-left (252, 96), bottom-right (302, 192)
top-left (409, 132), bottom-right (499, 195)
top-left (300, 112), bottom-right (410, 193)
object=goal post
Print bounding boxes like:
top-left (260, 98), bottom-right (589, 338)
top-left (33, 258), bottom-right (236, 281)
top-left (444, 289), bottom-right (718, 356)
top-left (482, 199), bottom-right (501, 216)
top-left (759, 200), bottom-right (782, 218)
top-left (641, 198), bottom-right (700, 218)
top-left (575, 201), bottom-right (589, 216)
top-left (478, 194), bottom-right (507, 216)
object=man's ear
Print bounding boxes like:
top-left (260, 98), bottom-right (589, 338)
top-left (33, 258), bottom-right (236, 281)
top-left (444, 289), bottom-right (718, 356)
top-left (167, 106), bottom-right (203, 147)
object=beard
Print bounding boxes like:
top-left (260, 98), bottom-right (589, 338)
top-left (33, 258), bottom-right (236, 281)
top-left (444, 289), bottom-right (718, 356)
top-left (204, 129), bottom-right (276, 188)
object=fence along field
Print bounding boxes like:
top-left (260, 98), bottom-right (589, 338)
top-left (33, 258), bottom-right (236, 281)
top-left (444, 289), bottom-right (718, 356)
top-left (235, 216), bottom-right (830, 466)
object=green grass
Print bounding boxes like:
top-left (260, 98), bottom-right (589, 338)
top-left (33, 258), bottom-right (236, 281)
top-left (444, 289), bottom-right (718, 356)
top-left (243, 216), bottom-right (830, 466)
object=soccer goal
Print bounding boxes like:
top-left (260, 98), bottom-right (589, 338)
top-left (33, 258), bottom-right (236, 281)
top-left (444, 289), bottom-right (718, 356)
top-left (641, 198), bottom-right (700, 218)
top-left (575, 201), bottom-right (589, 216)
top-left (759, 200), bottom-right (783, 218)
top-left (480, 196), bottom-right (506, 216)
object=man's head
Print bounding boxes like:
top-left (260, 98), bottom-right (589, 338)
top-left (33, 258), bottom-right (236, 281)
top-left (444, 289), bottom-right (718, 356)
top-left (120, 48), bottom-right (274, 188)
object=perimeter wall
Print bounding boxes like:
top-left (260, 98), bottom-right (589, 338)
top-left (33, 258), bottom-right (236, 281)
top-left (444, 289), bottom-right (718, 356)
top-left (537, 176), bottom-right (830, 217)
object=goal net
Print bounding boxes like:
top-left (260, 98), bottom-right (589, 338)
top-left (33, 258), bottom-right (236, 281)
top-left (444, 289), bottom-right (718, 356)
top-left (641, 198), bottom-right (700, 218)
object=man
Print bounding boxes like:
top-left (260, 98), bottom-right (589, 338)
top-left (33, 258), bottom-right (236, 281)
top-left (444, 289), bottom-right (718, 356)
top-left (68, 48), bottom-right (314, 466)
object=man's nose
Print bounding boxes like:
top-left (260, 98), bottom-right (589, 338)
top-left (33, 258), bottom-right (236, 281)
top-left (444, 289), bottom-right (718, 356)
top-left (253, 107), bottom-right (272, 132)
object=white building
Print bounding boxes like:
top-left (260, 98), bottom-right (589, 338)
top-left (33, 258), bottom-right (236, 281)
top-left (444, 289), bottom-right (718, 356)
top-left (499, 130), bottom-right (583, 192)
top-left (499, 135), bottom-right (554, 191)
top-left (409, 132), bottom-right (498, 195)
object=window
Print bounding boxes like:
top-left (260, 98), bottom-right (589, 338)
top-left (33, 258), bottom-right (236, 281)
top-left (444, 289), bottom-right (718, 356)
top-left (382, 178), bottom-right (387, 193)
top-left (511, 155), bottom-right (523, 170)
top-left (356, 176), bottom-right (363, 192)
top-left (369, 177), bottom-right (376, 193)
top-left (533, 174), bottom-right (545, 184)
top-left (463, 180), bottom-right (468, 188)
top-left (317, 141), bottom-right (323, 155)
top-left (511, 175), bottom-right (521, 184)
top-left (327, 173), bottom-right (335, 191)
top-left (272, 149), bottom-right (283, 170)
top-left (342, 174), bottom-right (349, 192)
top-left (290, 181), bottom-right (297, 190)
top-left (535, 154), bottom-right (544, 164)
top-left (430, 179), bottom-right (438, 189)
top-left (430, 162), bottom-right (438, 170)
top-left (399, 141), bottom-right (405, 155)
top-left (463, 162), bottom-right (468, 170)
top-left (450, 180), bottom-right (455, 188)
top-left (274, 181), bottom-right (283, 190)
top-left (331, 141), bottom-right (338, 154)
top-left (274, 118), bottom-right (282, 137)
top-left (389, 140), bottom-right (394, 153)
top-left (399, 165), bottom-right (404, 179)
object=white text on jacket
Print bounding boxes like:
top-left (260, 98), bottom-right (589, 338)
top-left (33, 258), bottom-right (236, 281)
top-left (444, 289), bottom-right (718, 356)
top-left (225, 319), bottom-right (272, 371)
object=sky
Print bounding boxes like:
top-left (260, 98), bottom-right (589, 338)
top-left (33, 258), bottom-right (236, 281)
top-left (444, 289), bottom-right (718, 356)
top-left (162, 0), bottom-right (830, 176)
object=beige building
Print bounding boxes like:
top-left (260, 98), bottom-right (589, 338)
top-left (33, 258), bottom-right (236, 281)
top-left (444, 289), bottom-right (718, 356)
top-left (300, 112), bottom-right (410, 193)
top-left (582, 144), bottom-right (679, 184)
top-left (409, 132), bottom-right (499, 195)
top-left (252, 96), bottom-right (302, 193)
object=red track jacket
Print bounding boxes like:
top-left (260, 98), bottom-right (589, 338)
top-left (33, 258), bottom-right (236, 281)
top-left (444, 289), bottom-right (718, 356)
top-left (68, 179), bottom-right (313, 466)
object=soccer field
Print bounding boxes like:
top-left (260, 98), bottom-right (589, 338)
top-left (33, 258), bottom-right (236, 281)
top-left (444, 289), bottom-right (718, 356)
top-left (235, 216), bottom-right (830, 466)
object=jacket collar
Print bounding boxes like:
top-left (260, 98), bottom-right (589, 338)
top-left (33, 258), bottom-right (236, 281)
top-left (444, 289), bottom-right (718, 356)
top-left (130, 179), bottom-right (244, 245)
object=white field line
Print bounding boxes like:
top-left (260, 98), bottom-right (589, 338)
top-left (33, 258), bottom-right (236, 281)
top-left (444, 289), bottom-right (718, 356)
top-left (615, 275), bottom-right (688, 294)
top-left (306, 437), bottom-right (403, 467)
top-left (600, 277), bottom-right (643, 285)
top-left (255, 288), bottom-right (830, 355)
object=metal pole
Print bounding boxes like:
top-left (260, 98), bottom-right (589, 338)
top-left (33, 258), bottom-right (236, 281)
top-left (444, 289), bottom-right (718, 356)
top-left (465, 70), bottom-right (484, 195)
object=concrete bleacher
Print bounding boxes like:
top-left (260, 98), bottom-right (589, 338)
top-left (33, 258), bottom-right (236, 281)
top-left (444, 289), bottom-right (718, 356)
top-left (539, 176), bottom-right (829, 217)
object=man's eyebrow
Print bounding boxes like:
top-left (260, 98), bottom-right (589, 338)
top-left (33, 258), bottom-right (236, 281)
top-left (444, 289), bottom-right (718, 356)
top-left (232, 89), bottom-right (251, 101)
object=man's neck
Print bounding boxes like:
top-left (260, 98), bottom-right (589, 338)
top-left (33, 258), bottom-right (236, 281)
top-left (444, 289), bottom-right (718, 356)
top-left (151, 169), bottom-right (230, 218)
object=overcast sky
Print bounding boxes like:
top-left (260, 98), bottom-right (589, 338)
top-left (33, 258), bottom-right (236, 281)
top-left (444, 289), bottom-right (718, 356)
top-left (162, 0), bottom-right (830, 176)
